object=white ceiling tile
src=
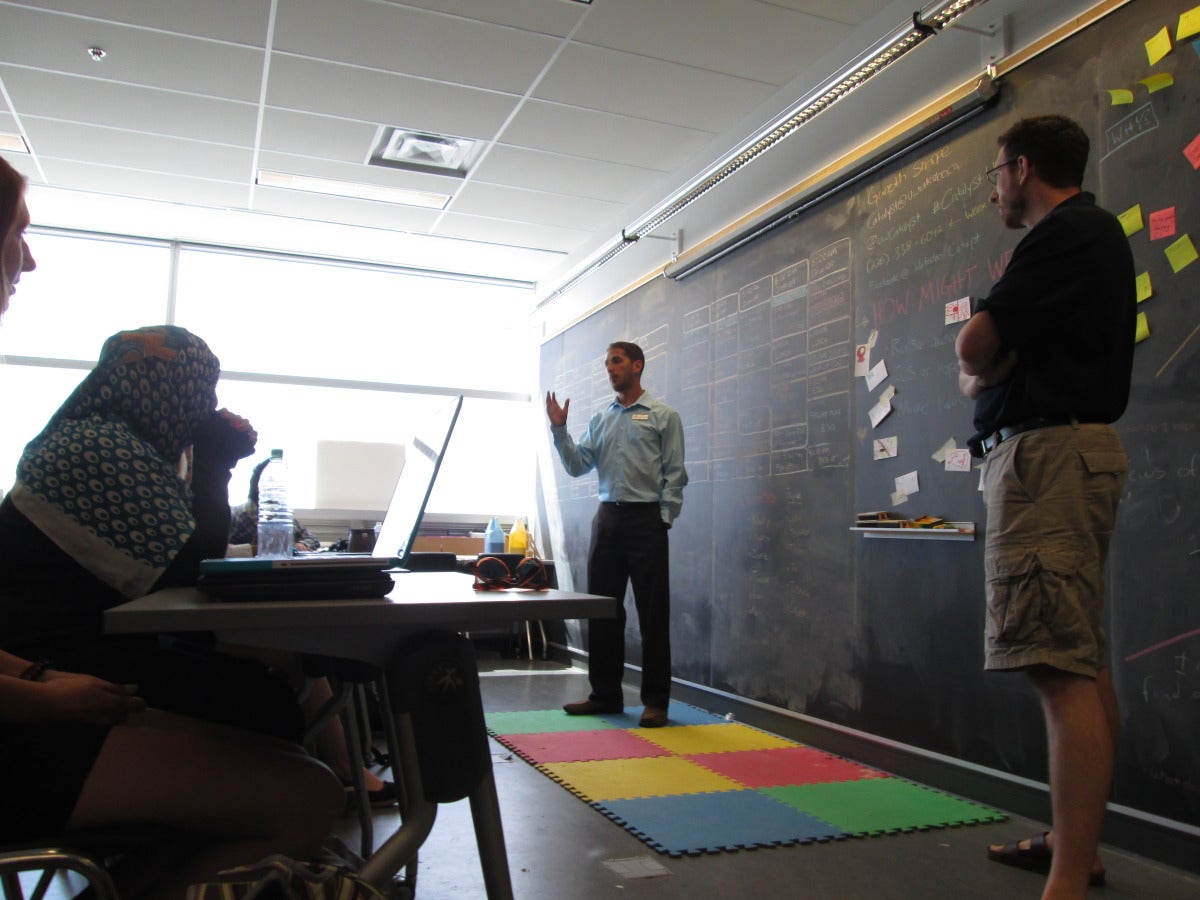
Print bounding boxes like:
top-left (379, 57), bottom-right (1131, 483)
top-left (253, 185), bottom-right (447, 232)
top-left (259, 108), bottom-right (382, 165)
top-left (275, 0), bottom-right (560, 95)
top-left (2, 0), bottom-right (273, 46)
top-left (0, 6), bottom-right (265, 101)
top-left (0, 66), bottom-right (259, 144)
top-left (574, 0), bottom-right (851, 84)
top-left (534, 43), bottom-right (777, 132)
top-left (764, 0), bottom-right (892, 25)
top-left (264, 55), bottom-right (518, 140)
top-left (502, 99), bottom-right (712, 170)
top-left (38, 158), bottom-right (250, 208)
top-left (387, 0), bottom-right (587, 37)
top-left (450, 181), bottom-right (623, 229)
top-left (472, 144), bottom-right (660, 203)
top-left (256, 149), bottom-right (462, 195)
top-left (23, 118), bottom-right (253, 181)
top-left (435, 211), bottom-right (591, 254)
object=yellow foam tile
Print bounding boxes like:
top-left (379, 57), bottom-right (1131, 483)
top-left (541, 756), bottom-right (743, 802)
top-left (633, 722), bottom-right (799, 755)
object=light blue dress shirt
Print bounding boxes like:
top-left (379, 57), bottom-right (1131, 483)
top-left (551, 391), bottom-right (688, 526)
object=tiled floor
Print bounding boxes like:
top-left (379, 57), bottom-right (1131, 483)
top-left (347, 657), bottom-right (1200, 900)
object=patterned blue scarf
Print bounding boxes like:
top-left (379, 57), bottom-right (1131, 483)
top-left (10, 326), bottom-right (221, 598)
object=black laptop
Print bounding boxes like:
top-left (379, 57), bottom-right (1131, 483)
top-left (197, 395), bottom-right (463, 600)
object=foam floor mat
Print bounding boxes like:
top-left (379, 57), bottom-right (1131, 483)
top-left (486, 703), bottom-right (1005, 857)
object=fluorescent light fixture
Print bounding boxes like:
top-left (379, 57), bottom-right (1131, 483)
top-left (0, 132), bottom-right (29, 153)
top-left (369, 127), bottom-right (478, 178)
top-left (256, 170), bottom-right (450, 209)
top-left (539, 0), bottom-right (989, 307)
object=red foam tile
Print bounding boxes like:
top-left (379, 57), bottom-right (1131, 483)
top-left (688, 745), bottom-right (884, 788)
top-left (500, 728), bottom-right (673, 764)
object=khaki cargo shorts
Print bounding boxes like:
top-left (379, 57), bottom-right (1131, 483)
top-left (980, 423), bottom-right (1127, 676)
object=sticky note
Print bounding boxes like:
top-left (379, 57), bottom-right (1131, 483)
top-left (945, 297), bottom-right (971, 325)
top-left (1107, 88), bottom-right (1134, 105)
top-left (1184, 132), bottom-right (1200, 169)
top-left (865, 359), bottom-right (888, 391)
top-left (1135, 271), bottom-right (1153, 303)
top-left (931, 437), bottom-right (956, 463)
top-left (1178, 5), bottom-right (1200, 41)
top-left (1140, 73), bottom-right (1175, 93)
top-left (854, 343), bottom-right (871, 376)
top-left (873, 436), bottom-right (897, 460)
top-left (1146, 26), bottom-right (1173, 65)
top-left (866, 329), bottom-right (879, 348)
top-left (895, 470), bottom-right (920, 497)
top-left (890, 489), bottom-right (907, 507)
top-left (1165, 234), bottom-right (1199, 272)
top-left (869, 398), bottom-right (892, 428)
top-left (1135, 311), bottom-right (1150, 344)
top-left (879, 384), bottom-right (896, 404)
top-left (945, 449), bottom-right (972, 472)
top-left (1149, 207), bottom-right (1177, 240)
top-left (1118, 204), bottom-right (1144, 237)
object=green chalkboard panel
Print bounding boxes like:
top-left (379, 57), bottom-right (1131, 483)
top-left (539, 0), bottom-right (1200, 827)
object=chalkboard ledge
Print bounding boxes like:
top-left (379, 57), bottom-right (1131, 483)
top-left (850, 522), bottom-right (975, 540)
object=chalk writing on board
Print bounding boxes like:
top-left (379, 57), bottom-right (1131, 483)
top-left (1101, 102), bottom-right (1159, 160)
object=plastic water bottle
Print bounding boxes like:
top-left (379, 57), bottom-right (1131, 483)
top-left (507, 517), bottom-right (529, 556)
top-left (484, 516), bottom-right (505, 555)
top-left (257, 449), bottom-right (293, 558)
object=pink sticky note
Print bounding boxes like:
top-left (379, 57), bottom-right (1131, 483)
top-left (1185, 132), bottom-right (1200, 169)
top-left (1149, 207), bottom-right (1177, 241)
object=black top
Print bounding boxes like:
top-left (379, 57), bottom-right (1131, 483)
top-left (969, 192), bottom-right (1136, 455)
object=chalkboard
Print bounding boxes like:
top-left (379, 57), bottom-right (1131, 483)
top-left (539, 0), bottom-right (1200, 829)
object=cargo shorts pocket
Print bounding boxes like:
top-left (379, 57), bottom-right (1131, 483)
top-left (985, 544), bottom-right (1080, 644)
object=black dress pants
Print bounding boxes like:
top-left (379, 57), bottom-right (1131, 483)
top-left (585, 502), bottom-right (671, 708)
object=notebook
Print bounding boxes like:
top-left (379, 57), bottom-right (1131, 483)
top-left (197, 394), bottom-right (463, 600)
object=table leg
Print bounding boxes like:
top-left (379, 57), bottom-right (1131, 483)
top-left (357, 711), bottom-right (437, 889)
top-left (469, 768), bottom-right (514, 900)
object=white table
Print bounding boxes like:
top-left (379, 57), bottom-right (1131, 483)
top-left (104, 571), bottom-right (616, 900)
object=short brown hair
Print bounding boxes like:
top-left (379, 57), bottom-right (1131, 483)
top-left (997, 115), bottom-right (1089, 189)
top-left (0, 157), bottom-right (27, 247)
top-left (608, 341), bottom-right (644, 366)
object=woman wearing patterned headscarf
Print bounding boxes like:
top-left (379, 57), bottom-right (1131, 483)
top-left (0, 161), bottom-right (344, 899)
top-left (0, 325), bottom-right (303, 739)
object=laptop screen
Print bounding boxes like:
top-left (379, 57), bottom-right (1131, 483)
top-left (374, 394), bottom-right (463, 566)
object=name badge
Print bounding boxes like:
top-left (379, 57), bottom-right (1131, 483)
top-left (632, 413), bottom-right (649, 421)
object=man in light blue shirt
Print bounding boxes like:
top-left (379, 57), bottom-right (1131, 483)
top-left (546, 341), bottom-right (687, 727)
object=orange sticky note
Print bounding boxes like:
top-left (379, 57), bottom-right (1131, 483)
top-left (1118, 204), bottom-right (1144, 237)
top-left (1138, 72), bottom-right (1174, 93)
top-left (1149, 207), bottom-right (1177, 240)
top-left (1146, 26), bottom-right (1173, 65)
top-left (1135, 311), bottom-right (1150, 344)
top-left (1108, 88), bottom-right (1134, 105)
top-left (1178, 5), bottom-right (1200, 41)
top-left (1135, 271), bottom-right (1152, 303)
top-left (1165, 234), bottom-right (1199, 272)
top-left (1184, 132), bottom-right (1200, 169)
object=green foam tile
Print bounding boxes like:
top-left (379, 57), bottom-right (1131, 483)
top-left (486, 708), bottom-right (622, 735)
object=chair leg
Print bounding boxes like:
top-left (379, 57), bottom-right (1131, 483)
top-left (339, 700), bottom-right (374, 859)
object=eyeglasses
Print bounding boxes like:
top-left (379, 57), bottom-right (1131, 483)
top-left (985, 158), bottom-right (1019, 185)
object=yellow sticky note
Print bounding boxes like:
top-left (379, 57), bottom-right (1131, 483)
top-left (1135, 271), bottom-right (1153, 302)
top-left (1108, 88), bottom-right (1134, 105)
top-left (1118, 204), bottom-right (1144, 237)
top-left (1138, 72), bottom-right (1174, 93)
top-left (1165, 234), bottom-right (1199, 273)
top-left (1135, 311), bottom-right (1150, 344)
top-left (1178, 5), bottom-right (1200, 41)
top-left (1146, 26), bottom-right (1173, 65)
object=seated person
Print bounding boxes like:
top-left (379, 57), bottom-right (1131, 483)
top-left (0, 158), bottom-right (344, 900)
top-left (227, 456), bottom-right (321, 556)
top-left (0, 324), bottom-right (302, 740)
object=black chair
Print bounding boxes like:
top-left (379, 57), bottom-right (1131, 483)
top-left (0, 827), bottom-right (164, 900)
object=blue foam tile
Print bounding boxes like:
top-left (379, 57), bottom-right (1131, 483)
top-left (598, 789), bottom-right (846, 856)
top-left (623, 703), bottom-right (730, 727)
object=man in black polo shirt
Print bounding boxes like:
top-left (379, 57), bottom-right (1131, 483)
top-left (956, 115), bottom-right (1134, 898)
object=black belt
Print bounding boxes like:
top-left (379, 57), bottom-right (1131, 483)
top-left (601, 501), bottom-right (659, 509)
top-left (980, 416), bottom-right (1081, 457)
